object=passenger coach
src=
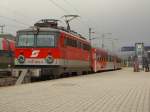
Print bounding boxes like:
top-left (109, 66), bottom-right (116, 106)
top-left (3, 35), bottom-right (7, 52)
top-left (91, 48), bottom-right (122, 72)
top-left (0, 38), bottom-right (15, 74)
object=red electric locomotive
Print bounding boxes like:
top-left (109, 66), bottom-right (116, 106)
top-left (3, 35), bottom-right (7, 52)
top-left (13, 19), bottom-right (91, 79)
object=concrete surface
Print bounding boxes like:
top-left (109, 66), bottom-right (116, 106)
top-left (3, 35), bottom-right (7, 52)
top-left (0, 68), bottom-right (150, 112)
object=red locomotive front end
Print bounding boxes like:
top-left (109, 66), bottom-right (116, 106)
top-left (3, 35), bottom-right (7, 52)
top-left (15, 29), bottom-right (61, 66)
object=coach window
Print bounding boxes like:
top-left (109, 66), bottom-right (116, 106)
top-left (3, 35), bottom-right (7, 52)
top-left (111, 56), bottom-right (113, 62)
top-left (108, 57), bottom-right (110, 61)
top-left (109, 56), bottom-right (111, 62)
top-left (106, 56), bottom-right (108, 61)
top-left (97, 56), bottom-right (99, 61)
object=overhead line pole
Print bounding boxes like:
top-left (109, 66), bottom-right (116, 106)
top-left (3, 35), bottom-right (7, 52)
top-left (101, 33), bottom-right (112, 48)
top-left (89, 28), bottom-right (92, 42)
top-left (0, 25), bottom-right (5, 34)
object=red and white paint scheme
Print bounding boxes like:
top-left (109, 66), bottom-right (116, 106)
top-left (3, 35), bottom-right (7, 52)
top-left (91, 48), bottom-right (122, 72)
top-left (91, 48), bottom-right (107, 72)
top-left (13, 19), bottom-right (121, 79)
top-left (0, 38), bottom-right (15, 51)
top-left (0, 38), bottom-right (15, 71)
top-left (13, 19), bottom-right (91, 78)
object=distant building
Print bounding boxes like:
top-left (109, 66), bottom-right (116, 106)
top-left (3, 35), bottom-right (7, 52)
top-left (0, 34), bottom-right (16, 41)
top-left (121, 45), bottom-right (150, 66)
top-left (121, 46), bottom-right (150, 52)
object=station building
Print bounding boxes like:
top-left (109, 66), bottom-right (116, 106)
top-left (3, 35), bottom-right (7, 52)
top-left (0, 34), bottom-right (16, 40)
top-left (120, 46), bottom-right (150, 66)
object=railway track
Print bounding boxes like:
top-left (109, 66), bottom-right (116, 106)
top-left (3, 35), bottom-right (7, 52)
top-left (0, 68), bottom-right (122, 87)
top-left (0, 76), bottom-right (16, 87)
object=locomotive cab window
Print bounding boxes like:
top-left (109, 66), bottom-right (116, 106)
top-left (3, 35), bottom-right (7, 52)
top-left (18, 34), bottom-right (34, 47)
top-left (17, 31), bottom-right (59, 47)
top-left (37, 34), bottom-right (55, 47)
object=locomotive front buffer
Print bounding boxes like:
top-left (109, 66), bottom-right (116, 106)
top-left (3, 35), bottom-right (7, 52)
top-left (12, 69), bottom-right (41, 85)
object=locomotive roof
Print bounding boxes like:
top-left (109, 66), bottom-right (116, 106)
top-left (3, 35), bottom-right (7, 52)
top-left (17, 27), bottom-right (60, 32)
top-left (17, 26), bottom-right (89, 43)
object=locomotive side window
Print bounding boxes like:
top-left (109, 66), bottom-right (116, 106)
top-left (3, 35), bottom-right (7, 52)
top-left (64, 35), bottom-right (91, 51)
top-left (77, 41), bottom-right (82, 48)
top-left (65, 37), bottom-right (77, 48)
top-left (83, 44), bottom-right (91, 51)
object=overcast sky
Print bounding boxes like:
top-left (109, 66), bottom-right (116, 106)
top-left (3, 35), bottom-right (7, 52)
top-left (0, 0), bottom-right (150, 49)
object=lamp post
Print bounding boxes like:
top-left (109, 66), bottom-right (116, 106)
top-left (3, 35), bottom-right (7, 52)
top-left (112, 38), bottom-right (118, 52)
top-left (101, 33), bottom-right (112, 48)
top-left (89, 28), bottom-right (96, 46)
top-left (89, 28), bottom-right (92, 43)
top-left (0, 25), bottom-right (5, 34)
top-left (105, 38), bottom-right (118, 52)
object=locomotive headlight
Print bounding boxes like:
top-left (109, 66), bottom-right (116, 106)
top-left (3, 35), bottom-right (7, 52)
top-left (18, 55), bottom-right (25, 63)
top-left (45, 55), bottom-right (54, 64)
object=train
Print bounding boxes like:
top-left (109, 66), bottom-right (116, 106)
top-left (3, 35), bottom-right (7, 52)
top-left (12, 19), bottom-right (121, 81)
top-left (0, 37), bottom-right (15, 74)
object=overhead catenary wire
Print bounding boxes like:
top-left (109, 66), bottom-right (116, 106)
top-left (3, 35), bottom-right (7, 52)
top-left (62, 0), bottom-right (79, 14)
top-left (47, 0), bottom-right (91, 28)
top-left (0, 5), bottom-right (37, 34)
top-left (0, 5), bottom-right (31, 21)
top-left (62, 0), bottom-right (93, 28)
top-left (0, 15), bottom-right (30, 27)
top-left (62, 0), bottom-right (105, 37)
top-left (48, 0), bottom-right (70, 14)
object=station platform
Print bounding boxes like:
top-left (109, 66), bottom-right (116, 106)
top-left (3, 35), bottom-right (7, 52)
top-left (0, 68), bottom-right (150, 112)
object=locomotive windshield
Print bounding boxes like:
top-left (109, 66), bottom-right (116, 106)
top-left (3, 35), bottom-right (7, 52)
top-left (18, 35), bottom-right (34, 47)
top-left (17, 31), bottom-right (58, 47)
top-left (37, 34), bottom-right (55, 47)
